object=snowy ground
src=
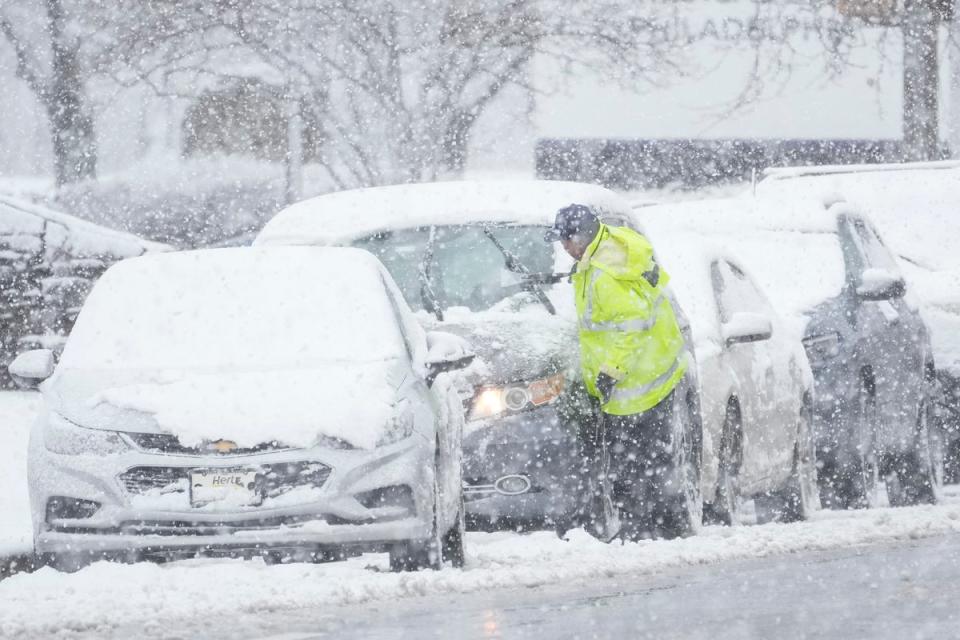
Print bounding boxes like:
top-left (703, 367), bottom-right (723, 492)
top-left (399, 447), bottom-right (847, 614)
top-left (3, 390), bottom-right (960, 638)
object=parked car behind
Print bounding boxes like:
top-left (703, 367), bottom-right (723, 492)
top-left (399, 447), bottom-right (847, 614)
top-left (0, 195), bottom-right (168, 386)
top-left (13, 246), bottom-right (471, 571)
top-left (758, 161), bottom-right (960, 483)
top-left (255, 180), bottom-right (704, 537)
top-left (640, 195), bottom-right (937, 509)
top-left (636, 222), bottom-right (819, 523)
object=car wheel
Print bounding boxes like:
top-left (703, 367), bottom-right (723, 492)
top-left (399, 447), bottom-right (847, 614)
top-left (441, 495), bottom-right (466, 569)
top-left (756, 395), bottom-right (821, 523)
top-left (390, 448), bottom-right (464, 572)
top-left (655, 387), bottom-right (703, 539)
top-left (819, 378), bottom-right (879, 510)
top-left (886, 400), bottom-right (938, 507)
top-left (703, 400), bottom-right (742, 527)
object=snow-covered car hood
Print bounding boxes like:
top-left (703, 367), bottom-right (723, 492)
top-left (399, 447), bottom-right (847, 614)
top-left (44, 362), bottom-right (409, 450)
top-left (427, 307), bottom-right (578, 385)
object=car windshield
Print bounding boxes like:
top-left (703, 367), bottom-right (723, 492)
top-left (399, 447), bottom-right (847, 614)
top-left (57, 249), bottom-right (408, 371)
top-left (353, 224), bottom-right (555, 313)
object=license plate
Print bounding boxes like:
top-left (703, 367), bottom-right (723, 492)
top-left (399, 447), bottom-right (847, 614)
top-left (190, 469), bottom-right (262, 508)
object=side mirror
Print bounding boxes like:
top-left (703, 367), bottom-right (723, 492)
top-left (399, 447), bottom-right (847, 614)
top-left (721, 312), bottom-right (773, 347)
top-left (9, 349), bottom-right (55, 389)
top-left (424, 331), bottom-right (475, 386)
top-left (856, 268), bottom-right (905, 301)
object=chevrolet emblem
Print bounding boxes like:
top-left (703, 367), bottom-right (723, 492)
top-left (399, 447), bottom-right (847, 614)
top-left (209, 440), bottom-right (239, 454)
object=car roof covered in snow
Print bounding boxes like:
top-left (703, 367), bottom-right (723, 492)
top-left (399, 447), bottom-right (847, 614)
top-left (633, 192), bottom-right (847, 235)
top-left (757, 161), bottom-right (960, 272)
top-left (0, 195), bottom-right (169, 256)
top-left (62, 245), bottom-right (416, 373)
top-left (255, 180), bottom-right (634, 246)
top-left (634, 195), bottom-right (850, 335)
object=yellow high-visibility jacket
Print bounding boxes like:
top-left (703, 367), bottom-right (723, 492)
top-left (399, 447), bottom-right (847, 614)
top-left (573, 224), bottom-right (687, 415)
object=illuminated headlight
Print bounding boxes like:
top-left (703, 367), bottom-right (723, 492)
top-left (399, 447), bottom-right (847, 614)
top-left (43, 414), bottom-right (130, 456)
top-left (469, 373), bottom-right (565, 421)
top-left (802, 332), bottom-right (841, 366)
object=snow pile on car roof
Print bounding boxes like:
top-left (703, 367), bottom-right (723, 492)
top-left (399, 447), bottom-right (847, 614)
top-left (0, 195), bottom-right (168, 257)
top-left (638, 196), bottom-right (847, 336)
top-left (254, 180), bottom-right (633, 246)
top-left (54, 246), bottom-right (414, 449)
top-left (757, 163), bottom-right (960, 271)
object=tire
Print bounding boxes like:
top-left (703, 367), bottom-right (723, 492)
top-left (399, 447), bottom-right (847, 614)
top-left (885, 400), bottom-right (938, 507)
top-left (756, 395), bottom-right (820, 523)
top-left (654, 386), bottom-right (703, 539)
top-left (818, 377), bottom-right (879, 510)
top-left (390, 447), bottom-right (465, 572)
top-left (441, 497), bottom-right (466, 569)
top-left (703, 400), bottom-right (741, 527)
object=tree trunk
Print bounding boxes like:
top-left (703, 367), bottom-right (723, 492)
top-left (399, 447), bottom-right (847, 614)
top-left (902, 0), bottom-right (942, 161)
top-left (46, 0), bottom-right (96, 186)
top-left (442, 110), bottom-right (476, 174)
top-left (284, 94), bottom-right (303, 205)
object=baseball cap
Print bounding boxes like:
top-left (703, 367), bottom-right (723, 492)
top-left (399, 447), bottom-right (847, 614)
top-left (544, 204), bottom-right (600, 242)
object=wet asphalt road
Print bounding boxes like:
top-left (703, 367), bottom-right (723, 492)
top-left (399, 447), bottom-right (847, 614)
top-left (166, 533), bottom-right (960, 640)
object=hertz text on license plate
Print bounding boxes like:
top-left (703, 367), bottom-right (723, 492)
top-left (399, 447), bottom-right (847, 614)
top-left (190, 470), bottom-right (262, 507)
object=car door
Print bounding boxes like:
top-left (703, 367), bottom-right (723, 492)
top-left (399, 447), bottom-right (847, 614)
top-left (711, 259), bottom-right (790, 491)
top-left (841, 214), bottom-right (928, 445)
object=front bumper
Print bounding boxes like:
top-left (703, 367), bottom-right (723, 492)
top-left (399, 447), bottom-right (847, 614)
top-left (29, 430), bottom-right (434, 556)
top-left (462, 405), bottom-right (579, 526)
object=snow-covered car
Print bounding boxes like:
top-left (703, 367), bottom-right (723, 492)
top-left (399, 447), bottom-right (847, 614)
top-left (640, 195), bottom-right (937, 510)
top-left (11, 246), bottom-right (472, 571)
top-left (637, 224), bottom-right (819, 523)
top-left (758, 161), bottom-right (960, 483)
top-left (0, 195), bottom-right (169, 384)
top-left (255, 180), bottom-right (704, 533)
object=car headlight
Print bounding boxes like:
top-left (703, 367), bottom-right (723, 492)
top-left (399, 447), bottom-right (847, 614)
top-left (468, 373), bottom-right (565, 421)
top-left (376, 404), bottom-right (417, 448)
top-left (802, 332), bottom-right (841, 367)
top-left (44, 414), bottom-right (130, 456)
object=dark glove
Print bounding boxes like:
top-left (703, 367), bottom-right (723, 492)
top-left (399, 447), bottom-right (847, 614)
top-left (595, 372), bottom-right (617, 405)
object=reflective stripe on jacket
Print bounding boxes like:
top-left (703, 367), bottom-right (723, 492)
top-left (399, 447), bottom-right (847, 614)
top-left (573, 224), bottom-right (687, 415)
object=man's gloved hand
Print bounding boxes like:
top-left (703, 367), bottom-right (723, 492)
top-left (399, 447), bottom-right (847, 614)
top-left (595, 372), bottom-right (617, 405)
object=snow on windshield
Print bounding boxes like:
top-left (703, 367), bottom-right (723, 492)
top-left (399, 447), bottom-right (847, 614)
top-left (353, 225), bottom-right (556, 314)
top-left (58, 246), bottom-right (407, 372)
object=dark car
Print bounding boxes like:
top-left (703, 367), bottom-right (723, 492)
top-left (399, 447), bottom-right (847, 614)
top-left (255, 180), bottom-right (702, 533)
top-left (758, 162), bottom-right (960, 485)
top-left (641, 194), bottom-right (938, 509)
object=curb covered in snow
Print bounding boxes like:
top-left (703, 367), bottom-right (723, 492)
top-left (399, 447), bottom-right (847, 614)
top-left (2, 501), bottom-right (960, 636)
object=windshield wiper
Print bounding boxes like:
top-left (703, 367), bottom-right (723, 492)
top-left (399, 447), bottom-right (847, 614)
top-left (419, 226), bottom-right (444, 321)
top-left (482, 226), bottom-right (556, 315)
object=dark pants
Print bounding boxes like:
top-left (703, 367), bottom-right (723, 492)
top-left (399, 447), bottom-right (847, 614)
top-left (569, 391), bottom-right (677, 541)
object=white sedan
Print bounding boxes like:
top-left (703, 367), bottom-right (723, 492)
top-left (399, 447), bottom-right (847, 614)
top-left (12, 246), bottom-right (472, 571)
top-left (639, 223), bottom-right (820, 524)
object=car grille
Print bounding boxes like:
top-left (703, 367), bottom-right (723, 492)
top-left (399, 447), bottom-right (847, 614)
top-left (119, 462), bottom-right (333, 499)
top-left (125, 433), bottom-right (291, 456)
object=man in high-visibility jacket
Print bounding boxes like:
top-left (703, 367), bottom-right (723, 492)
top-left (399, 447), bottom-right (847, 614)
top-left (545, 204), bottom-right (695, 541)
